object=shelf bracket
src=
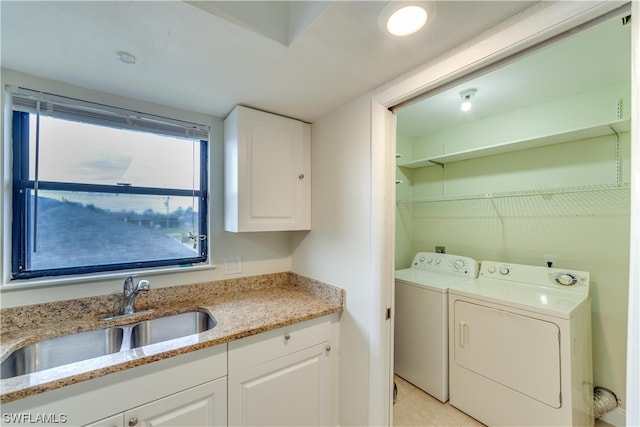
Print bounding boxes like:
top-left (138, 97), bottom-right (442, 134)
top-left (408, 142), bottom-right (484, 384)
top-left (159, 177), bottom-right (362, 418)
top-left (490, 198), bottom-right (505, 228)
top-left (429, 160), bottom-right (445, 168)
top-left (609, 123), bottom-right (621, 186)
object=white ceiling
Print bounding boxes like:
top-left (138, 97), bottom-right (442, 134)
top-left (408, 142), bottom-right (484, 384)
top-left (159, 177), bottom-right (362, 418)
top-left (396, 9), bottom-right (632, 138)
top-left (0, 1), bottom-right (536, 123)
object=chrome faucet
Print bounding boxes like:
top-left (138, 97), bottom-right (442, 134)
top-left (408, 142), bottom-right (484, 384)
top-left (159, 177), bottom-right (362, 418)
top-left (123, 276), bottom-right (150, 315)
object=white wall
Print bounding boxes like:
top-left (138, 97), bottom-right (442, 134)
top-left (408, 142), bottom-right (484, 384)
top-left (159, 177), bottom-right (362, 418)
top-left (0, 70), bottom-right (292, 307)
top-left (290, 95), bottom-right (373, 426)
top-left (395, 134), bottom-right (413, 270)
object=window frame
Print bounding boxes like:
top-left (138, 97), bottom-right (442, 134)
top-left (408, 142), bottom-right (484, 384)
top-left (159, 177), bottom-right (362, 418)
top-left (9, 93), bottom-right (210, 280)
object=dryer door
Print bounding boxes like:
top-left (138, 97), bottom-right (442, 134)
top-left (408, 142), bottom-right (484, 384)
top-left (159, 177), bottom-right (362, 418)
top-left (453, 301), bottom-right (561, 408)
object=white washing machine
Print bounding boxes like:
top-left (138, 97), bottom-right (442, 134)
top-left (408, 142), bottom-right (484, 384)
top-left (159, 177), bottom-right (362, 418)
top-left (394, 252), bottom-right (479, 402)
top-left (448, 261), bottom-right (593, 427)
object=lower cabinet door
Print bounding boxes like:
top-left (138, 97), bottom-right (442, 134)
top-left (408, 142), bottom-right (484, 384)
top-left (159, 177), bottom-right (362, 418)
top-left (124, 377), bottom-right (227, 427)
top-left (228, 343), bottom-right (330, 427)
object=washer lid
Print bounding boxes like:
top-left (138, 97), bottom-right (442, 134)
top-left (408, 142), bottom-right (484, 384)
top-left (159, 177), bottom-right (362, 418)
top-left (449, 278), bottom-right (588, 319)
top-left (395, 269), bottom-right (475, 292)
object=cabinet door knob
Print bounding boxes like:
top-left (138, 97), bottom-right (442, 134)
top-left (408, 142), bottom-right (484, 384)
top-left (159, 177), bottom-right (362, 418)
top-left (325, 345), bottom-right (331, 352)
top-left (128, 417), bottom-right (139, 426)
top-left (284, 333), bottom-right (291, 341)
top-left (298, 173), bottom-right (305, 180)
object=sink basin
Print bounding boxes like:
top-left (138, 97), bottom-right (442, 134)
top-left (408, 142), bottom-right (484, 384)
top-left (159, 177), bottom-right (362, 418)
top-left (1, 327), bottom-right (123, 379)
top-left (1, 311), bottom-right (216, 379)
top-left (131, 311), bottom-right (216, 347)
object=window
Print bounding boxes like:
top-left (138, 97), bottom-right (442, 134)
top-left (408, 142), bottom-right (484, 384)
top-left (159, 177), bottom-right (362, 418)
top-left (10, 87), bottom-right (209, 280)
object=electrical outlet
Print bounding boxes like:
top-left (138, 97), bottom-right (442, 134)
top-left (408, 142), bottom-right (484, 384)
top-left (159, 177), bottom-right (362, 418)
top-left (544, 254), bottom-right (557, 268)
top-left (435, 246), bottom-right (446, 254)
top-left (224, 257), bottom-right (242, 274)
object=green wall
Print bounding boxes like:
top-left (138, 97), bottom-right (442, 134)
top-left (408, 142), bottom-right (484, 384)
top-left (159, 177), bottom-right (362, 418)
top-left (395, 115), bottom-right (631, 407)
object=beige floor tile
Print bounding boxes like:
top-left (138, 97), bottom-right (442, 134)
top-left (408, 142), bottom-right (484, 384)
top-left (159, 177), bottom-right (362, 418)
top-left (407, 392), bottom-right (466, 426)
top-left (393, 375), bottom-right (485, 427)
top-left (460, 415), bottom-right (485, 427)
top-left (395, 375), bottom-right (415, 403)
top-left (393, 374), bottom-right (609, 427)
top-left (394, 398), bottom-right (437, 427)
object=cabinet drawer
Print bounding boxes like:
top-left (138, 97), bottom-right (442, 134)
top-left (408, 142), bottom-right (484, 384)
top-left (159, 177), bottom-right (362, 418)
top-left (228, 317), bottom-right (330, 373)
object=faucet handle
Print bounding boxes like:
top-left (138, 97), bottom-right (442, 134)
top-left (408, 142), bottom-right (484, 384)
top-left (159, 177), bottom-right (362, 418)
top-left (137, 279), bottom-right (150, 292)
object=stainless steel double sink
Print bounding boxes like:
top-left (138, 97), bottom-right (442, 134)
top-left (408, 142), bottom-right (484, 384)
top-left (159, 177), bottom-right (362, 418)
top-left (0, 311), bottom-right (216, 379)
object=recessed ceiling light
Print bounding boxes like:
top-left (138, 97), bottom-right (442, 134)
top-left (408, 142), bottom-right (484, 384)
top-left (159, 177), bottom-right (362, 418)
top-left (116, 51), bottom-right (137, 65)
top-left (379, 2), bottom-right (434, 37)
top-left (387, 6), bottom-right (427, 36)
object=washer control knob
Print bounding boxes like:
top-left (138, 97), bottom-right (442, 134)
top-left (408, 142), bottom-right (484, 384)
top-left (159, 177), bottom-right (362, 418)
top-left (427, 257), bottom-right (433, 264)
top-left (555, 273), bottom-right (577, 286)
top-left (499, 267), bottom-right (510, 275)
top-left (487, 266), bottom-right (496, 274)
top-left (435, 258), bottom-right (441, 265)
top-left (453, 259), bottom-right (465, 269)
top-left (419, 256), bottom-right (425, 263)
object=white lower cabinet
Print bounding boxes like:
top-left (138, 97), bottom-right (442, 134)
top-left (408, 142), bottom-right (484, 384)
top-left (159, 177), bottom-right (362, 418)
top-left (228, 316), bottom-right (338, 427)
top-left (1, 344), bottom-right (227, 427)
top-left (127, 378), bottom-right (226, 427)
top-left (1, 315), bottom-right (338, 427)
top-left (228, 344), bottom-right (330, 427)
top-left (86, 378), bottom-right (227, 427)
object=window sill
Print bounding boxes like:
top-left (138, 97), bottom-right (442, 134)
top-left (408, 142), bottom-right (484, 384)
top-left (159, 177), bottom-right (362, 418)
top-left (1, 262), bottom-right (217, 292)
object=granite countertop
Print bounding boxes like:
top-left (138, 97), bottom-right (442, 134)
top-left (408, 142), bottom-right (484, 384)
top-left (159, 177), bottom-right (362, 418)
top-left (0, 272), bottom-right (344, 404)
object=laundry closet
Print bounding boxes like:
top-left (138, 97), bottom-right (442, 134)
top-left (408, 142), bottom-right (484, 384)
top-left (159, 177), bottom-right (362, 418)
top-left (393, 12), bottom-right (631, 420)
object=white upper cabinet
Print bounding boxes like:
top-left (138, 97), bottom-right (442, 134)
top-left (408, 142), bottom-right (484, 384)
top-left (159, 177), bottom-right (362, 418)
top-left (224, 106), bottom-right (311, 232)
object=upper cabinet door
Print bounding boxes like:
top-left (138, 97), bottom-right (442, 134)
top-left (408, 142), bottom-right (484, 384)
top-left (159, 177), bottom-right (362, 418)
top-left (225, 106), bottom-right (311, 232)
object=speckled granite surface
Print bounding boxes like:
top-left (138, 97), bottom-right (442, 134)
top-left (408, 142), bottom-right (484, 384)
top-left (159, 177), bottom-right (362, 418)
top-left (0, 272), bottom-right (343, 403)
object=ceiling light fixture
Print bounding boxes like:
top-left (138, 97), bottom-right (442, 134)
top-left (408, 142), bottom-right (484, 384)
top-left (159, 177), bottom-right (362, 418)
top-left (379, 2), bottom-right (434, 37)
top-left (459, 89), bottom-right (477, 112)
top-left (116, 51), bottom-right (137, 65)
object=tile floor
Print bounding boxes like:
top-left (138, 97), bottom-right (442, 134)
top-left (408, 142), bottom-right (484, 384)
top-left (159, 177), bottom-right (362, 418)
top-left (392, 375), bottom-right (613, 427)
top-left (393, 375), bottom-right (483, 427)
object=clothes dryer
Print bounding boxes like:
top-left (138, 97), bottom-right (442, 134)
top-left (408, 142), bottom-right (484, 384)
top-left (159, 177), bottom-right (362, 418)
top-left (448, 261), bottom-right (593, 426)
top-left (394, 252), bottom-right (479, 402)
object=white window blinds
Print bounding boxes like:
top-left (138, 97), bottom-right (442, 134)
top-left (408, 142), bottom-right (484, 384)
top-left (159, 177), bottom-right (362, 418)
top-left (8, 86), bottom-right (210, 140)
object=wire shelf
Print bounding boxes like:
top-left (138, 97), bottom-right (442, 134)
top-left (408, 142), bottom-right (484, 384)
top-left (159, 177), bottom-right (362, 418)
top-left (397, 183), bottom-right (630, 204)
